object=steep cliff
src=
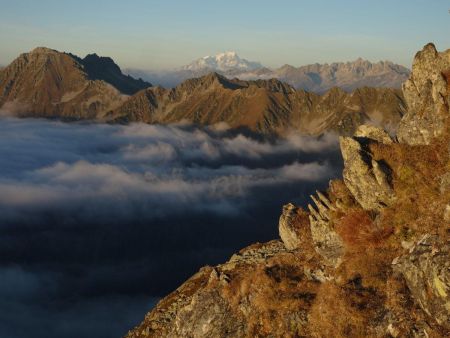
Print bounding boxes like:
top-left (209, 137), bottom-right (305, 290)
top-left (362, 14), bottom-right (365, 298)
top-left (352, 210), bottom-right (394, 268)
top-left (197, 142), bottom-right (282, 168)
top-left (126, 44), bottom-right (450, 337)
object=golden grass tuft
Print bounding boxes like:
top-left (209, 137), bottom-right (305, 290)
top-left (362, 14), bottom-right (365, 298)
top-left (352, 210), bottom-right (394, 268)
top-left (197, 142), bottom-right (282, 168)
top-left (309, 279), bottom-right (384, 338)
top-left (335, 208), bottom-right (393, 249)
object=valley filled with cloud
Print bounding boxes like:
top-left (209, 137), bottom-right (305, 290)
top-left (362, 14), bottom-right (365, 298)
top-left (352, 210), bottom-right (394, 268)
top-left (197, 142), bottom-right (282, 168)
top-left (0, 118), bottom-right (342, 337)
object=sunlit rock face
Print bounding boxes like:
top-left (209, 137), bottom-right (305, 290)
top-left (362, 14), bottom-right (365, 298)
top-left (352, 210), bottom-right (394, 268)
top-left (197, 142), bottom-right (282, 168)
top-left (398, 43), bottom-right (450, 145)
top-left (393, 235), bottom-right (450, 331)
top-left (340, 125), bottom-right (395, 212)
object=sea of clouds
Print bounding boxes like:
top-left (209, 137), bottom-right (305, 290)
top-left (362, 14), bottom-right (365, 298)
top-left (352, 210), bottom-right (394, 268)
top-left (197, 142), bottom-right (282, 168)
top-left (0, 118), bottom-right (342, 337)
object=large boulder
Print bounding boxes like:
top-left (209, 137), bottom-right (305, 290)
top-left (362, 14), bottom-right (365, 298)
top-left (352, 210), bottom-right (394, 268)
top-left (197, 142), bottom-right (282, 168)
top-left (340, 125), bottom-right (395, 211)
top-left (397, 43), bottom-right (450, 145)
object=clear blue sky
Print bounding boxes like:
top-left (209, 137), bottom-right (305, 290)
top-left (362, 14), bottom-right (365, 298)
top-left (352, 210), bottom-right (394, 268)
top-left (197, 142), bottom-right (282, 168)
top-left (0, 0), bottom-right (449, 69)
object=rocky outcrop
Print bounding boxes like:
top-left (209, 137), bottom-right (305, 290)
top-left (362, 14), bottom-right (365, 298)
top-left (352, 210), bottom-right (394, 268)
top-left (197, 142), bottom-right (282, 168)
top-left (397, 43), bottom-right (450, 145)
top-left (340, 125), bottom-right (395, 211)
top-left (308, 191), bottom-right (344, 267)
top-left (393, 235), bottom-right (450, 330)
top-left (278, 203), bottom-right (303, 250)
top-left (126, 241), bottom-right (324, 337)
top-left (126, 43), bottom-right (449, 338)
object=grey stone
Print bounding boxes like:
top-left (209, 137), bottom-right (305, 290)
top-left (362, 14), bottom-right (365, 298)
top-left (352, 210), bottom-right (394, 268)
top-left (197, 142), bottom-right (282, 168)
top-left (340, 128), bottom-right (395, 211)
top-left (308, 191), bottom-right (344, 267)
top-left (393, 235), bottom-right (450, 330)
top-left (397, 43), bottom-right (450, 145)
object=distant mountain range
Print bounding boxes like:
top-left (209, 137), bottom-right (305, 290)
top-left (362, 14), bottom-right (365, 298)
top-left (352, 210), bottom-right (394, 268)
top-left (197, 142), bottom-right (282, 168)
top-left (126, 51), bottom-right (410, 93)
top-left (0, 47), bottom-right (406, 135)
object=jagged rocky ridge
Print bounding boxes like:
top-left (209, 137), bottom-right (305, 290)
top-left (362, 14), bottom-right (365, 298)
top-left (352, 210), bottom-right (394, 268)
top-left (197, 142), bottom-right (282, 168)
top-left (127, 53), bottom-right (410, 93)
top-left (111, 73), bottom-right (405, 135)
top-left (125, 43), bottom-right (450, 337)
top-left (0, 47), bottom-right (405, 135)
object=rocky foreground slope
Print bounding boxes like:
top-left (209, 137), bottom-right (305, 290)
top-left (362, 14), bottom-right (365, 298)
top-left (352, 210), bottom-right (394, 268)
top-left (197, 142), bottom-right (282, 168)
top-left (0, 48), bottom-right (405, 135)
top-left (126, 43), bottom-right (450, 337)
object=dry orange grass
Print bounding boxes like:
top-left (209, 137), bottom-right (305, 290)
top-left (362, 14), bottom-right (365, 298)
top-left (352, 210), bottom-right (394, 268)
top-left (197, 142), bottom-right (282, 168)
top-left (335, 208), bottom-right (393, 249)
top-left (309, 280), bottom-right (385, 338)
top-left (370, 133), bottom-right (449, 239)
top-left (216, 248), bottom-right (323, 337)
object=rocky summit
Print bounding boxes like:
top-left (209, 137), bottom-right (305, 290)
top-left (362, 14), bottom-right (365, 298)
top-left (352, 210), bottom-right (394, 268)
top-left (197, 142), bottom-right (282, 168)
top-left (125, 43), bottom-right (450, 337)
top-left (398, 43), bottom-right (450, 145)
top-left (0, 47), bottom-right (150, 119)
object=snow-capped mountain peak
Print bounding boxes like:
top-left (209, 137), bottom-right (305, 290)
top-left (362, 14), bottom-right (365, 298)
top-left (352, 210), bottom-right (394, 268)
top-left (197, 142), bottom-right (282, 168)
top-left (182, 51), bottom-right (263, 72)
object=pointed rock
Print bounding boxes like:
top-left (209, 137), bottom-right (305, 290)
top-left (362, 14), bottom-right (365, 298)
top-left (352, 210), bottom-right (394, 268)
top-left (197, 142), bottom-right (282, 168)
top-left (310, 194), bottom-right (330, 221)
top-left (340, 127), bottom-right (395, 211)
top-left (316, 190), bottom-right (335, 211)
top-left (397, 43), bottom-right (450, 144)
top-left (278, 203), bottom-right (301, 250)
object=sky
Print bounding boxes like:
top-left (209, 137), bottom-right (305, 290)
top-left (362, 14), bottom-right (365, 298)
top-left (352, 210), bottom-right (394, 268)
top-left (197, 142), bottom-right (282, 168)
top-left (0, 0), bottom-right (449, 70)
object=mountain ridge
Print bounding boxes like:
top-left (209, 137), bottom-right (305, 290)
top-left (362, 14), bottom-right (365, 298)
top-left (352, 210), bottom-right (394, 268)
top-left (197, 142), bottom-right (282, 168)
top-left (0, 47), bottom-right (150, 118)
top-left (125, 52), bottom-right (410, 92)
top-left (111, 71), bottom-right (406, 135)
top-left (0, 48), bottom-right (405, 136)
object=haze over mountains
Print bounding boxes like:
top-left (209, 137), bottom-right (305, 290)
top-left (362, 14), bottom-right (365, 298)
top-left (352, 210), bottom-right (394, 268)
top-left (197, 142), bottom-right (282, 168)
top-left (0, 47), bottom-right (406, 135)
top-left (126, 51), bottom-right (411, 93)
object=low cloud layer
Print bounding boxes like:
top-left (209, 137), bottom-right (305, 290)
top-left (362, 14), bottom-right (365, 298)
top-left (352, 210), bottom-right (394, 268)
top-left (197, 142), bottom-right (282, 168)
top-left (0, 118), bottom-right (342, 337)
